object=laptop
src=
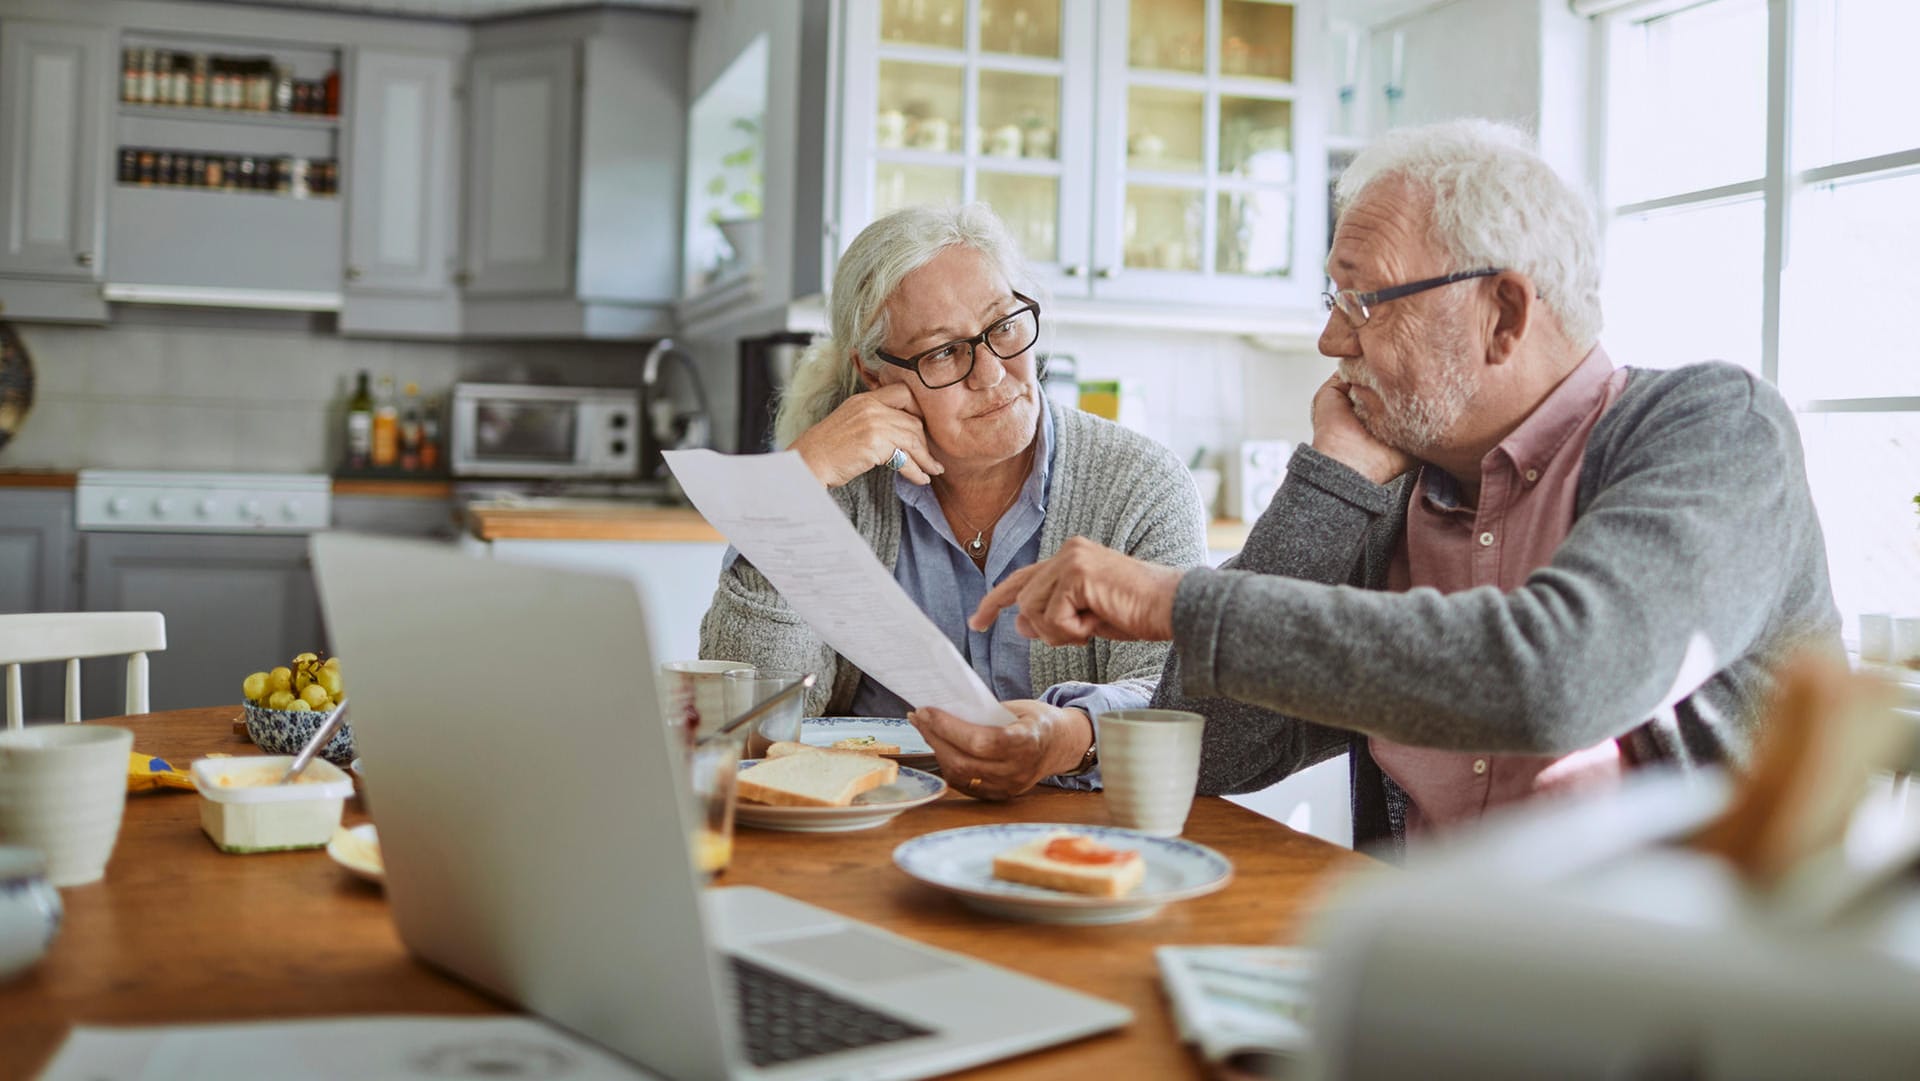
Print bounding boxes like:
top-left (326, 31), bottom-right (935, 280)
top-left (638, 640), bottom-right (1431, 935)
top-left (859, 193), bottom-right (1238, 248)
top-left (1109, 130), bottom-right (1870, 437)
top-left (310, 532), bottom-right (1130, 1081)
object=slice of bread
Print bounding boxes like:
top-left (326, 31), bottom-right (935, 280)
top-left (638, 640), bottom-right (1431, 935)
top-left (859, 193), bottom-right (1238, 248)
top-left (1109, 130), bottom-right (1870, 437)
top-left (765, 739), bottom-right (899, 760)
top-left (737, 750), bottom-right (899, 807)
top-left (992, 832), bottom-right (1146, 898)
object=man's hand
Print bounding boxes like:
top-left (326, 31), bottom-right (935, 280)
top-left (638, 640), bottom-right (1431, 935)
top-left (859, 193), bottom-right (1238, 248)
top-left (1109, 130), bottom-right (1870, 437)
top-left (969, 536), bottom-right (1183, 646)
top-left (1310, 374), bottom-right (1415, 484)
top-left (909, 700), bottom-right (1093, 801)
top-left (790, 382), bottom-right (944, 488)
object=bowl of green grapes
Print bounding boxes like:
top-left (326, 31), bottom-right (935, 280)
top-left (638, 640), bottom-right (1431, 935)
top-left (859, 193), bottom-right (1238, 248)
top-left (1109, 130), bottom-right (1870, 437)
top-left (240, 652), bottom-right (355, 765)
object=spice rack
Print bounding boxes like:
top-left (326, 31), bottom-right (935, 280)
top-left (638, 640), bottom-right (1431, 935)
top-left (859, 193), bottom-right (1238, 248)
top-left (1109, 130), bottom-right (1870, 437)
top-left (105, 30), bottom-right (347, 300)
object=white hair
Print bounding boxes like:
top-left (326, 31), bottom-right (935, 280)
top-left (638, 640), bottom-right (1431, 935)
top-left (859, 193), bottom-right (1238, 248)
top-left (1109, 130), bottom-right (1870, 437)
top-left (773, 203), bottom-right (1035, 449)
top-left (1335, 119), bottom-right (1603, 352)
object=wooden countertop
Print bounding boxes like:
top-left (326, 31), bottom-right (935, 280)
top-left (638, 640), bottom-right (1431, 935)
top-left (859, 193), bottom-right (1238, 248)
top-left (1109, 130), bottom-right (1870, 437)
top-left (468, 503), bottom-right (726, 543)
top-left (330, 477), bottom-right (453, 499)
top-left (0, 470), bottom-right (76, 488)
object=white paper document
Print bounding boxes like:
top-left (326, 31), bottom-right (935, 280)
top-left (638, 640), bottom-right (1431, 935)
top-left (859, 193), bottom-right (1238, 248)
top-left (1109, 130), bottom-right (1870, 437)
top-left (40, 1016), bottom-right (663, 1081)
top-left (665, 449), bottom-right (1015, 727)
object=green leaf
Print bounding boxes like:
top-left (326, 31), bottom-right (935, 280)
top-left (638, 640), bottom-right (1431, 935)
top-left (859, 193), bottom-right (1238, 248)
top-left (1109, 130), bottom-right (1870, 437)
top-left (705, 177), bottom-right (726, 196)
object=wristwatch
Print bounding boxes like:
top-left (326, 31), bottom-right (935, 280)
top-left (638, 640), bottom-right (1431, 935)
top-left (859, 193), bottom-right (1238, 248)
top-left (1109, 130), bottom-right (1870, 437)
top-left (1058, 733), bottom-right (1100, 778)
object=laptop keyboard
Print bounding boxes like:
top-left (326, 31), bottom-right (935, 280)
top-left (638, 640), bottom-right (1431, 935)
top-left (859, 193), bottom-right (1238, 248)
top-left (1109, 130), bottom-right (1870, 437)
top-left (727, 954), bottom-right (934, 1067)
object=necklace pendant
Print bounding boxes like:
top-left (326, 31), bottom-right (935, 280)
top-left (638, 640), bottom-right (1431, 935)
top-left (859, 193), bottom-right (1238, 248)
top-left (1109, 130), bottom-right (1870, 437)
top-left (968, 532), bottom-right (985, 554)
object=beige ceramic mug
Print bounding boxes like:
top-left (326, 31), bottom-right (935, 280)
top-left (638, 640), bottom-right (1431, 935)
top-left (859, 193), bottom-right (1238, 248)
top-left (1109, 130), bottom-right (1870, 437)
top-left (0, 724), bottom-right (135, 887)
top-left (1098, 709), bottom-right (1205, 838)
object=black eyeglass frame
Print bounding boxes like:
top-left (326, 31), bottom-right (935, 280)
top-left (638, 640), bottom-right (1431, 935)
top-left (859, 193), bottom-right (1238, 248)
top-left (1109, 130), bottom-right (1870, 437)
top-left (874, 291), bottom-right (1043, 389)
top-left (1321, 267), bottom-right (1505, 328)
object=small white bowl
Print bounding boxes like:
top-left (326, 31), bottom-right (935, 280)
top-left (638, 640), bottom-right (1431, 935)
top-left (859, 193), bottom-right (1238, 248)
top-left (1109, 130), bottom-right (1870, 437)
top-left (0, 846), bottom-right (61, 983)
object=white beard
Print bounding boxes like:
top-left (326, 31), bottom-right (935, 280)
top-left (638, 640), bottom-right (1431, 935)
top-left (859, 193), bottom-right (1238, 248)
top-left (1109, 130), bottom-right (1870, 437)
top-left (1339, 321), bottom-right (1478, 457)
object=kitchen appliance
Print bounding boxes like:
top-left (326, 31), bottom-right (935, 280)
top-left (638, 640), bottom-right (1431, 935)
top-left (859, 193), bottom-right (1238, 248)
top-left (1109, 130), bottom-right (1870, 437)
top-left (1230, 440), bottom-right (1293, 522)
top-left (75, 470), bottom-right (330, 533)
top-left (640, 340), bottom-right (713, 478)
top-left (735, 331), bottom-right (810, 453)
top-left (448, 383), bottom-right (639, 479)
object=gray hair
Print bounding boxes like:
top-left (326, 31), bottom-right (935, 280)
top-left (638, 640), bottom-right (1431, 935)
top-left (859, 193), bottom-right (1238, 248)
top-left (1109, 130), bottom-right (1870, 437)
top-left (773, 203), bottom-right (1035, 448)
top-left (1335, 119), bottom-right (1603, 352)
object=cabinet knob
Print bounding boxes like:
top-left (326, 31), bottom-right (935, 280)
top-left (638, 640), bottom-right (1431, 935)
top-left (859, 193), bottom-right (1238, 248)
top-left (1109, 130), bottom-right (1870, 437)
top-left (1062, 264), bottom-right (1084, 277)
top-left (344, 266), bottom-right (362, 281)
top-left (75, 252), bottom-right (93, 267)
top-left (1095, 266), bottom-right (1117, 279)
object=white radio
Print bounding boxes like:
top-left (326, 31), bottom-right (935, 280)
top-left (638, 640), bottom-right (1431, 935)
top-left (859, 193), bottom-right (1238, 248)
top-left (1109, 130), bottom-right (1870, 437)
top-left (1230, 440), bottom-right (1293, 522)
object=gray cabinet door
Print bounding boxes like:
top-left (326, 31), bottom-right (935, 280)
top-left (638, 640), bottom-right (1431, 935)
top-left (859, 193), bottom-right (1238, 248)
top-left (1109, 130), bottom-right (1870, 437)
top-left (0, 19), bottom-right (108, 280)
top-left (80, 533), bottom-right (325, 717)
top-left (0, 489), bottom-right (76, 721)
top-left (346, 49), bottom-right (459, 296)
top-left (464, 43), bottom-right (577, 296)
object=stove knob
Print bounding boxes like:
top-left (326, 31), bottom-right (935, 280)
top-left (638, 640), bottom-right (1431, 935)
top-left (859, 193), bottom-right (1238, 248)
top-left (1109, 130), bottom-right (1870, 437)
top-left (151, 498), bottom-right (173, 518)
top-left (281, 500), bottom-right (300, 521)
top-left (107, 496), bottom-right (129, 516)
top-left (240, 499), bottom-right (262, 521)
top-left (196, 498), bottom-right (216, 518)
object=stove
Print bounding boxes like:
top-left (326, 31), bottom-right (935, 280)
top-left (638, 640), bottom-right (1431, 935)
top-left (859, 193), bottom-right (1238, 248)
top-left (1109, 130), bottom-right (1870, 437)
top-left (75, 471), bottom-right (332, 533)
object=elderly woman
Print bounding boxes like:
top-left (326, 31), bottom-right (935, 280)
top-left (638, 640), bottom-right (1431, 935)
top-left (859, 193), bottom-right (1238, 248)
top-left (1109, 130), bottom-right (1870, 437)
top-left (700, 203), bottom-right (1205, 799)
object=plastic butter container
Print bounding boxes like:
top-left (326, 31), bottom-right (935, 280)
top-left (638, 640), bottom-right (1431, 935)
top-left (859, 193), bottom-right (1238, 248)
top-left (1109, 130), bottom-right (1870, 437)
top-left (192, 756), bottom-right (353, 853)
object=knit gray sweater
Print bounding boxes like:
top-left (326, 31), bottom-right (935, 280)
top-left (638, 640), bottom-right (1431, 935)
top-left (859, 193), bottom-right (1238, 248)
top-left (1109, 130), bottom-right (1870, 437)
top-left (1151, 362), bottom-right (1842, 852)
top-left (701, 400), bottom-right (1208, 716)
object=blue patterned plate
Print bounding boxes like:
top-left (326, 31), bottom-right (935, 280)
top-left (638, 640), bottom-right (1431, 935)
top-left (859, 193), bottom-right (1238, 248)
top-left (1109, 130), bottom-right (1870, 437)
top-left (892, 823), bottom-right (1233, 925)
top-left (734, 761), bottom-right (946, 833)
top-left (799, 717), bottom-right (936, 763)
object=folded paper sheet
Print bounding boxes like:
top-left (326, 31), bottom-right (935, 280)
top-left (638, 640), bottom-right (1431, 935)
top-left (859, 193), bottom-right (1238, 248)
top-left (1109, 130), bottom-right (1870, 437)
top-left (665, 449), bottom-right (1015, 728)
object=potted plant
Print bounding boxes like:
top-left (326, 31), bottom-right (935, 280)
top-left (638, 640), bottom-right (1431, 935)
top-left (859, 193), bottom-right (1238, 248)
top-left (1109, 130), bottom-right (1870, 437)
top-left (707, 113), bottom-right (763, 269)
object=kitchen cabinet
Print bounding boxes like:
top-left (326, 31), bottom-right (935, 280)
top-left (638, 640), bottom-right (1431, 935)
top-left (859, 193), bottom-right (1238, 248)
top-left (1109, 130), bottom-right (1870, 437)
top-left (0, 489), bottom-right (77, 722)
top-left (458, 9), bottom-right (691, 340)
top-left (0, 18), bottom-right (111, 322)
top-left (833, 0), bottom-right (1328, 315)
top-left (339, 48), bottom-right (462, 337)
top-left (80, 532), bottom-right (325, 717)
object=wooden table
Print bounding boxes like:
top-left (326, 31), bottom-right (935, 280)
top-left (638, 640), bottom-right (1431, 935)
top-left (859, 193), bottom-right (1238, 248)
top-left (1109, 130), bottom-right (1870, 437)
top-left (1, 710), bottom-right (1372, 1080)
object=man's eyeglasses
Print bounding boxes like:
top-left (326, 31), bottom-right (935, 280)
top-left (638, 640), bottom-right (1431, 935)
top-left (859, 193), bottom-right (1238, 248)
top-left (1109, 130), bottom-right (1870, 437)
top-left (876, 292), bottom-right (1042, 390)
top-left (1321, 267), bottom-right (1504, 329)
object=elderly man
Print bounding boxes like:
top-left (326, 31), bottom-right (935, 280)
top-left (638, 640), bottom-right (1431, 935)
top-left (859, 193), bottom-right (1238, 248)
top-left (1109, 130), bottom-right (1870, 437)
top-left (955, 118), bottom-right (1842, 852)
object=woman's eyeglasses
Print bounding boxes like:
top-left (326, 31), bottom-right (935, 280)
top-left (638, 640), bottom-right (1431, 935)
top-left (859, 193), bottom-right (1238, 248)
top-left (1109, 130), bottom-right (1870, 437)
top-left (876, 292), bottom-right (1042, 389)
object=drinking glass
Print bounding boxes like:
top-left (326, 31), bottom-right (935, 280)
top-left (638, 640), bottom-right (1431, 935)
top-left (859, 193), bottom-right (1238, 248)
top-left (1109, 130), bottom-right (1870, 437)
top-left (724, 668), bottom-right (808, 760)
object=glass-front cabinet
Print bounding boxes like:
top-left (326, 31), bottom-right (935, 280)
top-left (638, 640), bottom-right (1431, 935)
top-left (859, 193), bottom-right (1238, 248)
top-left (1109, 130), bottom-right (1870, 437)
top-left (835, 0), bottom-right (1325, 311)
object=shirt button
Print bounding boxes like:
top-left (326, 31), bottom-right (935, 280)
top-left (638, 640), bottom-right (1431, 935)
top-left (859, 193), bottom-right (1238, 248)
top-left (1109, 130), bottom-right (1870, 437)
top-left (1478, 531), bottom-right (1494, 547)
top-left (1524, 468), bottom-right (1539, 483)
top-left (1473, 758), bottom-right (1488, 775)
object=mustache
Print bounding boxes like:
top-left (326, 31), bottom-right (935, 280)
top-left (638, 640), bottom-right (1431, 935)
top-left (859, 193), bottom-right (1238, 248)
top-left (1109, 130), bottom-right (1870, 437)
top-left (1336, 361), bottom-right (1376, 392)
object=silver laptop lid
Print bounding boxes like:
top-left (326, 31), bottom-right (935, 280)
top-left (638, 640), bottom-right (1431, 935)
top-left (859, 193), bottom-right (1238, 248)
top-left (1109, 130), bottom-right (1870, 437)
top-left (311, 532), bottom-right (739, 1081)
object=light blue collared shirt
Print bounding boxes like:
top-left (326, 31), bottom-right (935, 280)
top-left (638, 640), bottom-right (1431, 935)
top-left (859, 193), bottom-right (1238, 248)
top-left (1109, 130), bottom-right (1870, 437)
top-left (850, 406), bottom-right (1137, 788)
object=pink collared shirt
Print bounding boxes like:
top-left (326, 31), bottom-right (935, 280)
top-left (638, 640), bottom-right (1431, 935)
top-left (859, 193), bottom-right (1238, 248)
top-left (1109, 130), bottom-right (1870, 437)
top-left (1369, 347), bottom-right (1634, 839)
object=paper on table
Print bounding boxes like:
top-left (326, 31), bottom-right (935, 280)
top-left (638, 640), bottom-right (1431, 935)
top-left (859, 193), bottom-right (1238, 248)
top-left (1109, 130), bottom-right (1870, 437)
top-left (665, 449), bottom-right (1015, 728)
top-left (40, 1016), bottom-right (663, 1081)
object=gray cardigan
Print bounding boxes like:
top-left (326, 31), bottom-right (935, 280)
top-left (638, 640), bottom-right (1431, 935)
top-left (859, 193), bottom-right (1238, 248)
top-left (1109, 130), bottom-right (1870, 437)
top-left (1151, 362), bottom-right (1843, 853)
top-left (701, 401), bottom-right (1208, 716)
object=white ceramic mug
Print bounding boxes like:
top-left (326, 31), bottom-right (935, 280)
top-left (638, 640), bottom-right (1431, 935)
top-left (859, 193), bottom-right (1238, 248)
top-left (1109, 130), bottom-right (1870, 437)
top-left (658, 661), bottom-right (750, 743)
top-left (1098, 709), bottom-right (1205, 837)
top-left (0, 725), bottom-right (135, 887)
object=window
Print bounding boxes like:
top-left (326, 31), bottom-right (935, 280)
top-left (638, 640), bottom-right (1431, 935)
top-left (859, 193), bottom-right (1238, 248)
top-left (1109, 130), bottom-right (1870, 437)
top-left (1598, 0), bottom-right (1920, 639)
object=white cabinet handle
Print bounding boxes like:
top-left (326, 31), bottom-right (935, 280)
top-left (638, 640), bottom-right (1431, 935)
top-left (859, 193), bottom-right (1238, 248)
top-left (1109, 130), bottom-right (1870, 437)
top-left (75, 252), bottom-right (93, 267)
top-left (344, 266), bottom-right (362, 281)
top-left (1095, 266), bottom-right (1117, 279)
top-left (1062, 264), bottom-right (1084, 277)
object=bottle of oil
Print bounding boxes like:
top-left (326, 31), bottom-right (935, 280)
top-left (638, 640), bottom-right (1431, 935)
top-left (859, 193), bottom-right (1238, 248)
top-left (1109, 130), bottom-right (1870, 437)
top-left (344, 370), bottom-right (374, 471)
top-left (370, 375), bottom-right (399, 469)
top-left (399, 382), bottom-right (422, 472)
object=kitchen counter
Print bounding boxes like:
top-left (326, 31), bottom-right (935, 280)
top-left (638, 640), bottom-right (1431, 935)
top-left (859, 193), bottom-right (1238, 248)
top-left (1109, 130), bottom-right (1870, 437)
top-left (0, 470), bottom-right (76, 488)
top-left (466, 501), bottom-right (725, 543)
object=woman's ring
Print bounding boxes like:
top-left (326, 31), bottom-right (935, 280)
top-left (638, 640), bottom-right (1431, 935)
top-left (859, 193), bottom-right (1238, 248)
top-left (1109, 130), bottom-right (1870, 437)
top-left (884, 447), bottom-right (909, 472)
top-left (968, 776), bottom-right (982, 792)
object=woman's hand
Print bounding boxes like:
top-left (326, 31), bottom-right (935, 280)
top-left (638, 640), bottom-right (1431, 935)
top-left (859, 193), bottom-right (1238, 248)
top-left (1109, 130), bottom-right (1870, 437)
top-left (908, 700), bottom-right (1093, 801)
top-left (790, 383), bottom-right (946, 487)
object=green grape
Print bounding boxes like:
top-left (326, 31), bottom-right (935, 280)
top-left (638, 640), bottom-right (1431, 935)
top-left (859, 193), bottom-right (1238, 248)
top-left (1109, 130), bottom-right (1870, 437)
top-left (268, 667), bottom-right (293, 694)
top-left (292, 652), bottom-right (319, 664)
top-left (288, 699), bottom-right (312, 712)
top-left (300, 684), bottom-right (331, 710)
top-left (241, 671), bottom-right (269, 703)
top-left (267, 690), bottom-right (296, 711)
top-left (316, 668), bottom-right (344, 698)
top-left (293, 669), bottom-right (313, 693)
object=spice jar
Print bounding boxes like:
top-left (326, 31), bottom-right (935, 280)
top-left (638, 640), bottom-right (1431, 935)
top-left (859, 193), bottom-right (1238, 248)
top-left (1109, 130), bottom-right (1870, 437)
top-left (204, 156), bottom-right (224, 188)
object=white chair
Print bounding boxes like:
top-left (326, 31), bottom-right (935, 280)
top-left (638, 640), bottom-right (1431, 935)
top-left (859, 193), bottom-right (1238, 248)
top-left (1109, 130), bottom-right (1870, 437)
top-left (0, 612), bottom-right (167, 729)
